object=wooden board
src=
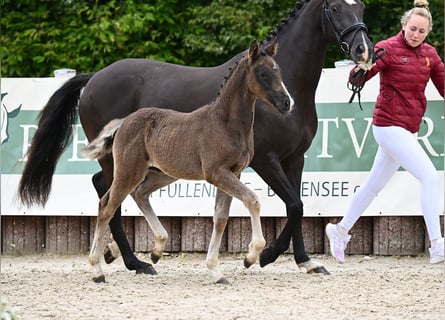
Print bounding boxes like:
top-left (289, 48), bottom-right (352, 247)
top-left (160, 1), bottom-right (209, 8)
top-left (1, 216), bottom-right (45, 254)
top-left (373, 216), bottom-right (425, 256)
top-left (46, 216), bottom-right (90, 253)
top-left (181, 217), bottom-right (215, 252)
top-left (0, 215), bottom-right (437, 257)
top-left (134, 216), bottom-right (182, 252)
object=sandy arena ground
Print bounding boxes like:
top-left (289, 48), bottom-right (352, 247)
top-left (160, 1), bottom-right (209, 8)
top-left (1, 253), bottom-right (444, 320)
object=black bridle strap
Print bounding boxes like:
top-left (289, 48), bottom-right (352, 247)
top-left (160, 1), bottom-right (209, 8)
top-left (347, 48), bottom-right (386, 109)
top-left (338, 22), bottom-right (368, 54)
top-left (322, 0), bottom-right (369, 55)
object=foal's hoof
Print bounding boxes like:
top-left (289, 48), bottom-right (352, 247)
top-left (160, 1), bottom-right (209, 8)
top-left (243, 258), bottom-right (254, 269)
top-left (92, 275), bottom-right (106, 283)
top-left (135, 263), bottom-right (158, 275)
top-left (103, 245), bottom-right (116, 264)
top-left (150, 252), bottom-right (161, 264)
top-left (216, 277), bottom-right (230, 285)
top-left (307, 266), bottom-right (330, 275)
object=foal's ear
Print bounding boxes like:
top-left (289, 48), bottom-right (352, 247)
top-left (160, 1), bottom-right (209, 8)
top-left (248, 40), bottom-right (260, 61)
top-left (264, 37), bottom-right (278, 57)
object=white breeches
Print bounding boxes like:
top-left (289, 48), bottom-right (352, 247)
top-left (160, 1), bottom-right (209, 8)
top-left (340, 125), bottom-right (442, 241)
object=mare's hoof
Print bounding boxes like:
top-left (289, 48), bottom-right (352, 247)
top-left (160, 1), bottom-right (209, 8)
top-left (135, 263), bottom-right (158, 275)
top-left (259, 247), bottom-right (275, 268)
top-left (93, 275), bottom-right (106, 283)
top-left (150, 253), bottom-right (161, 264)
top-left (216, 278), bottom-right (230, 285)
top-left (103, 245), bottom-right (116, 264)
top-left (308, 266), bottom-right (330, 275)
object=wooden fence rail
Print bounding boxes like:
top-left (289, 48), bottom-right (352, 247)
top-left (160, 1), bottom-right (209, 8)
top-left (1, 216), bottom-right (443, 256)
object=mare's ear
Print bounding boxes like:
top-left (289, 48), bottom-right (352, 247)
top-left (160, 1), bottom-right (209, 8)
top-left (248, 40), bottom-right (260, 61)
top-left (264, 37), bottom-right (278, 57)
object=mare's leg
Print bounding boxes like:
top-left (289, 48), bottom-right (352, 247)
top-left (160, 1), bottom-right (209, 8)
top-left (211, 171), bottom-right (266, 269)
top-left (92, 171), bottom-right (155, 274)
top-left (131, 171), bottom-right (177, 264)
top-left (253, 157), bottom-right (329, 274)
top-left (205, 189), bottom-right (233, 284)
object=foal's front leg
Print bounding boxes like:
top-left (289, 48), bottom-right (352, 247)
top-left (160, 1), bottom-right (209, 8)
top-left (212, 171), bottom-right (266, 269)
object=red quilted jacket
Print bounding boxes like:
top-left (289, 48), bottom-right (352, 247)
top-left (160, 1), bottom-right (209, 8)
top-left (356, 31), bottom-right (444, 133)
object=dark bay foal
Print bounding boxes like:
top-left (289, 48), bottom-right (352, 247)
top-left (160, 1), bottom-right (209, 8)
top-left (82, 39), bottom-right (293, 283)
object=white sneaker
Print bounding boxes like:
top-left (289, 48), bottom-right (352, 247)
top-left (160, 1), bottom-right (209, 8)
top-left (326, 223), bottom-right (351, 263)
top-left (429, 238), bottom-right (444, 264)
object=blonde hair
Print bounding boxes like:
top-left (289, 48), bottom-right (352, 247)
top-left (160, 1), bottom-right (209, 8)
top-left (401, 0), bottom-right (433, 32)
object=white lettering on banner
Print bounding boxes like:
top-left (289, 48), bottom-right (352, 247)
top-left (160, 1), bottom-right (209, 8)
top-left (268, 181), bottom-right (352, 198)
top-left (69, 124), bottom-right (90, 161)
top-left (316, 117), bottom-right (374, 159)
top-left (301, 180), bottom-right (350, 197)
top-left (19, 124), bottom-right (37, 161)
top-left (342, 117), bottom-right (373, 157)
top-left (417, 117), bottom-right (441, 157)
top-left (157, 182), bottom-right (217, 198)
top-left (317, 118), bottom-right (338, 158)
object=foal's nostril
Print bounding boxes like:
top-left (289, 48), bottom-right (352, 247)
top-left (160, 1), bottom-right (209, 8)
top-left (283, 97), bottom-right (291, 112)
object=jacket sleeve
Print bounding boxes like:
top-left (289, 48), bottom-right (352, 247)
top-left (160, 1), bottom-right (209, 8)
top-left (430, 50), bottom-right (444, 98)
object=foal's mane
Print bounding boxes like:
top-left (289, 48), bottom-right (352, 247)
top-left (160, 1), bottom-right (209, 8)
top-left (216, 0), bottom-right (310, 97)
top-left (216, 54), bottom-right (247, 98)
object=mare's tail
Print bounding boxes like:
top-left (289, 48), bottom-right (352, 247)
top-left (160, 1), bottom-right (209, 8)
top-left (82, 119), bottom-right (124, 160)
top-left (18, 73), bottom-right (95, 207)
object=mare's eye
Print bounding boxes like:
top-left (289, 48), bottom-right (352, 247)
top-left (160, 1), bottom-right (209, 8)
top-left (331, 6), bottom-right (338, 13)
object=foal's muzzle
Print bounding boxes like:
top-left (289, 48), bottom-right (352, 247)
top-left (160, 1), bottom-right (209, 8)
top-left (274, 92), bottom-right (293, 113)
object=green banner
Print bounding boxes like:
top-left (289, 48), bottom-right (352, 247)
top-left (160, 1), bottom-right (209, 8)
top-left (2, 101), bottom-right (443, 174)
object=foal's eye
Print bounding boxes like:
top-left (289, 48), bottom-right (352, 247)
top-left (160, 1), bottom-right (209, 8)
top-left (331, 6), bottom-right (338, 13)
top-left (256, 67), bottom-right (272, 85)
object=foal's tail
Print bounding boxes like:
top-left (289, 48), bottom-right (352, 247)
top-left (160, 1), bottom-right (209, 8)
top-left (82, 119), bottom-right (124, 160)
top-left (18, 72), bottom-right (95, 207)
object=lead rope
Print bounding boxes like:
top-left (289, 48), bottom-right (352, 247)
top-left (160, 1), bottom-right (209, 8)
top-left (347, 48), bottom-right (386, 110)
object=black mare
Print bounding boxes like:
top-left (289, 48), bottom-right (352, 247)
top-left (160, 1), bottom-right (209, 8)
top-left (19, 0), bottom-right (374, 275)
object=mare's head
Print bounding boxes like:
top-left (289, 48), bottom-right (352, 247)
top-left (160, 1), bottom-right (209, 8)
top-left (322, 0), bottom-right (374, 65)
top-left (246, 39), bottom-right (294, 113)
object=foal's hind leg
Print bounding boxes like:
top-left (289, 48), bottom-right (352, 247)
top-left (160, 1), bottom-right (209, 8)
top-left (211, 171), bottom-right (266, 269)
top-left (131, 171), bottom-right (177, 264)
top-left (89, 188), bottom-right (129, 282)
top-left (89, 166), bottom-right (148, 282)
top-left (206, 189), bottom-right (233, 284)
top-left (92, 171), bottom-right (155, 274)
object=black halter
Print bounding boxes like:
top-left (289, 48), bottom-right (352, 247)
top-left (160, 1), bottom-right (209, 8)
top-left (322, 0), bottom-right (368, 55)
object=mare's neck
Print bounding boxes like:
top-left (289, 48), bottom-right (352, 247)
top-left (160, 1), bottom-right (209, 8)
top-left (274, 1), bottom-right (329, 107)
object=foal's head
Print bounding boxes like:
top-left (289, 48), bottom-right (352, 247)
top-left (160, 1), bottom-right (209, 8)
top-left (246, 39), bottom-right (294, 113)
